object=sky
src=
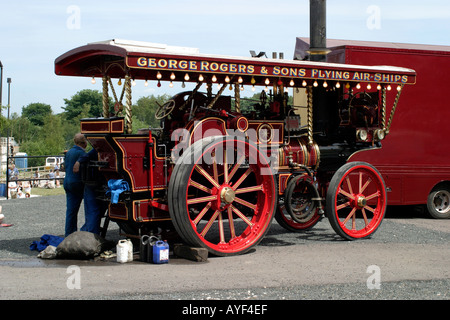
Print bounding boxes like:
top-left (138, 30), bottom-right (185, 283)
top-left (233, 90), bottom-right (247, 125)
top-left (0, 0), bottom-right (449, 116)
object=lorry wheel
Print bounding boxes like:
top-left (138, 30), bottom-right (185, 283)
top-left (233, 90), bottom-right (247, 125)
top-left (275, 174), bottom-right (321, 232)
top-left (168, 136), bottom-right (277, 256)
top-left (326, 162), bottom-right (386, 240)
top-left (427, 186), bottom-right (450, 219)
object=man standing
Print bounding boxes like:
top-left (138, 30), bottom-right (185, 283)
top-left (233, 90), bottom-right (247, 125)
top-left (73, 148), bottom-right (103, 235)
top-left (63, 133), bottom-right (87, 237)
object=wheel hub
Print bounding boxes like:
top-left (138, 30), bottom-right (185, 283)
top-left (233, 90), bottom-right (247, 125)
top-left (220, 187), bottom-right (235, 204)
top-left (356, 195), bottom-right (367, 209)
top-left (433, 191), bottom-right (450, 213)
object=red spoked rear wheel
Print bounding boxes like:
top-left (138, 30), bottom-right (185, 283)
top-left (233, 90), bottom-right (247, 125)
top-left (326, 162), bottom-right (386, 240)
top-left (169, 136), bottom-right (277, 256)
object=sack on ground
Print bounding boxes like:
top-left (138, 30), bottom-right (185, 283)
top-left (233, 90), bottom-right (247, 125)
top-left (56, 231), bottom-right (113, 259)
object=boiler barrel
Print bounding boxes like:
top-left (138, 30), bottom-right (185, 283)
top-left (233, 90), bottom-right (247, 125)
top-left (279, 137), bottom-right (320, 169)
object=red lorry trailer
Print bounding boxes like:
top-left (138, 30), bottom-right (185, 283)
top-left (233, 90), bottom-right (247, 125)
top-left (55, 39), bottom-right (415, 256)
top-left (296, 38), bottom-right (450, 219)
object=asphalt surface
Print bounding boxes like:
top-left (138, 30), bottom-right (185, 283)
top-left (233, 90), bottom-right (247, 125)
top-left (0, 194), bottom-right (449, 304)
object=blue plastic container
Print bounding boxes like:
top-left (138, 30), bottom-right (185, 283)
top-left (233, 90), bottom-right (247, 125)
top-left (152, 240), bottom-right (169, 264)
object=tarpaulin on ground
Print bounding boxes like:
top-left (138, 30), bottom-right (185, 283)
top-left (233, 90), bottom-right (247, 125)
top-left (30, 234), bottom-right (64, 252)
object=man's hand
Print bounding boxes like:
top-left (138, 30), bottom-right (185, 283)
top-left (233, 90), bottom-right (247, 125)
top-left (73, 161), bottom-right (80, 173)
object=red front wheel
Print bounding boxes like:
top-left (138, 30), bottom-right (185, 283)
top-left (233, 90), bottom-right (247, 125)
top-left (326, 162), bottom-right (386, 240)
top-left (275, 174), bottom-right (321, 232)
top-left (168, 136), bottom-right (277, 256)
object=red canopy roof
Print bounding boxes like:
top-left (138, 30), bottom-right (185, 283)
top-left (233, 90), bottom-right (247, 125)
top-left (55, 39), bottom-right (416, 87)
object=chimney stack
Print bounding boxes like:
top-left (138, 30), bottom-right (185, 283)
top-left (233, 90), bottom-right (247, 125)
top-left (309, 0), bottom-right (330, 62)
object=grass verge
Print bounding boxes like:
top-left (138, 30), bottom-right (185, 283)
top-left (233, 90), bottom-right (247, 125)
top-left (30, 187), bottom-right (66, 197)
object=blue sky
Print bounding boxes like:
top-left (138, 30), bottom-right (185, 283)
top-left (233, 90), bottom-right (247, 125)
top-left (0, 0), bottom-right (449, 116)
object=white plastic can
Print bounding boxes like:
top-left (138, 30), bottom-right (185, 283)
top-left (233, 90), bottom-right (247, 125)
top-left (116, 240), bottom-right (129, 263)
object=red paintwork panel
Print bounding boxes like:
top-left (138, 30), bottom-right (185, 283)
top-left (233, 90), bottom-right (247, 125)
top-left (278, 174), bottom-right (291, 195)
top-left (81, 118), bottom-right (124, 134)
top-left (132, 200), bottom-right (170, 222)
top-left (81, 121), bottom-right (110, 133)
top-left (111, 119), bottom-right (124, 133)
top-left (109, 202), bottom-right (128, 220)
top-left (113, 137), bottom-right (166, 191)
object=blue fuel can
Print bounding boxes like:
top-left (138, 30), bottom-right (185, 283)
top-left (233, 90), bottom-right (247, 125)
top-left (152, 240), bottom-right (169, 264)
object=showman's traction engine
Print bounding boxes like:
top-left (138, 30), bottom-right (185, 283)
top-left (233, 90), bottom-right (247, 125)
top-left (55, 39), bottom-right (416, 256)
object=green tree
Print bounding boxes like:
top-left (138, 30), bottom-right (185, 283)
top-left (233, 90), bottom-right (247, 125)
top-left (0, 112), bottom-right (9, 136)
top-left (22, 102), bottom-right (52, 126)
top-left (40, 114), bottom-right (65, 154)
top-left (132, 94), bottom-right (171, 128)
top-left (20, 114), bottom-right (65, 167)
top-left (19, 140), bottom-right (47, 167)
top-left (10, 116), bottom-right (37, 144)
top-left (62, 89), bottom-right (110, 121)
top-left (131, 115), bottom-right (147, 134)
top-left (61, 103), bottom-right (92, 149)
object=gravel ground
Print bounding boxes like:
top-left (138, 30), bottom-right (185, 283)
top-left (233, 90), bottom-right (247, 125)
top-left (0, 195), bottom-right (122, 260)
top-left (1, 195), bottom-right (448, 258)
top-left (0, 195), bottom-right (449, 302)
